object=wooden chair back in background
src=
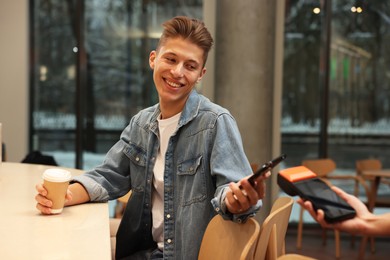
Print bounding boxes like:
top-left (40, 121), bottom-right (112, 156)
top-left (254, 197), bottom-right (294, 260)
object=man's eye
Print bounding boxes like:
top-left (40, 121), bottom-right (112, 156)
top-left (187, 64), bottom-right (197, 70)
top-left (166, 58), bottom-right (175, 63)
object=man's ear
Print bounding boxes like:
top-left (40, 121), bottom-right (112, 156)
top-left (197, 67), bottom-right (207, 83)
top-left (149, 51), bottom-right (156, 69)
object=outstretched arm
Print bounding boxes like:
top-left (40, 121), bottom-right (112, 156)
top-left (298, 186), bottom-right (390, 236)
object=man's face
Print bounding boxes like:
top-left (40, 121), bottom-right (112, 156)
top-left (149, 37), bottom-right (206, 116)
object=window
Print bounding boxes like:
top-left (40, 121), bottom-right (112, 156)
top-left (282, 0), bottom-right (390, 170)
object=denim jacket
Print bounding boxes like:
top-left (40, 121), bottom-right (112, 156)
top-left (73, 90), bottom-right (261, 260)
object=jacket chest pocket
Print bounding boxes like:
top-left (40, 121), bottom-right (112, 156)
top-left (177, 155), bottom-right (206, 206)
top-left (123, 143), bottom-right (147, 190)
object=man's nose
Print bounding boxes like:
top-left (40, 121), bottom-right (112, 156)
top-left (171, 64), bottom-right (184, 77)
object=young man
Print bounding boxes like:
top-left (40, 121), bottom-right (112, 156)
top-left (35, 16), bottom-right (268, 259)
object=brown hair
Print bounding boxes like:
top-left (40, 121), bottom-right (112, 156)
top-left (157, 16), bottom-right (214, 66)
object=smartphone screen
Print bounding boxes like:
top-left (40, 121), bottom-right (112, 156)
top-left (295, 178), bottom-right (356, 223)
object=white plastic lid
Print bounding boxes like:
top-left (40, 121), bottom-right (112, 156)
top-left (42, 168), bottom-right (72, 182)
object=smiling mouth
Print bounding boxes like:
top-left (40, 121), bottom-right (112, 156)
top-left (165, 78), bottom-right (183, 88)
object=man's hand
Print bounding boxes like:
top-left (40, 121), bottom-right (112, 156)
top-left (35, 183), bottom-right (73, 215)
top-left (35, 182), bottom-right (89, 215)
top-left (225, 171), bottom-right (271, 214)
top-left (297, 186), bottom-right (373, 235)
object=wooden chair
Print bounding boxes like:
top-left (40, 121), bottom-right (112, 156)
top-left (114, 190), bottom-right (132, 218)
top-left (355, 159), bottom-right (390, 207)
top-left (198, 214), bottom-right (260, 260)
top-left (296, 158), bottom-right (368, 259)
top-left (355, 159), bottom-right (390, 256)
top-left (277, 254), bottom-right (317, 260)
top-left (254, 197), bottom-right (294, 260)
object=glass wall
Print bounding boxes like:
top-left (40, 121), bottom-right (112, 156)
top-left (30, 0), bottom-right (203, 169)
top-left (282, 0), bottom-right (322, 167)
top-left (282, 0), bottom-right (390, 173)
top-left (328, 0), bottom-right (390, 171)
top-left (31, 0), bottom-right (390, 179)
top-left (31, 1), bottom-right (80, 166)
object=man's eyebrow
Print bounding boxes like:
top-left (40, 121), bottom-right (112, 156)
top-left (163, 51), bottom-right (177, 56)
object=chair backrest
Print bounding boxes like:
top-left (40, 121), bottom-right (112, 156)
top-left (356, 159), bottom-right (382, 176)
top-left (254, 197), bottom-right (294, 260)
top-left (198, 214), bottom-right (260, 260)
top-left (302, 159), bottom-right (336, 178)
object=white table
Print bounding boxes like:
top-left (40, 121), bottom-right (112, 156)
top-left (0, 162), bottom-right (111, 260)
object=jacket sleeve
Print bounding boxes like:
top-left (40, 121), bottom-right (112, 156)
top-left (71, 122), bottom-right (134, 202)
top-left (209, 113), bottom-right (262, 222)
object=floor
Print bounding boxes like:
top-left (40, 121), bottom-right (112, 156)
top-left (284, 223), bottom-right (390, 260)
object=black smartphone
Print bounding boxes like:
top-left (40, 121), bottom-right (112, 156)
top-left (247, 154), bottom-right (287, 186)
top-left (294, 178), bottom-right (356, 223)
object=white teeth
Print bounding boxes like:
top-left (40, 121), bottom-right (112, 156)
top-left (166, 79), bottom-right (181, 88)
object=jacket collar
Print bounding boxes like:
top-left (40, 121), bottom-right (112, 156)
top-left (150, 89), bottom-right (201, 130)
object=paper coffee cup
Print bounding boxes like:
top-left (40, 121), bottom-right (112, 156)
top-left (42, 168), bottom-right (72, 214)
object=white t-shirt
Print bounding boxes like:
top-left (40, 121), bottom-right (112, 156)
top-left (152, 112), bottom-right (181, 250)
